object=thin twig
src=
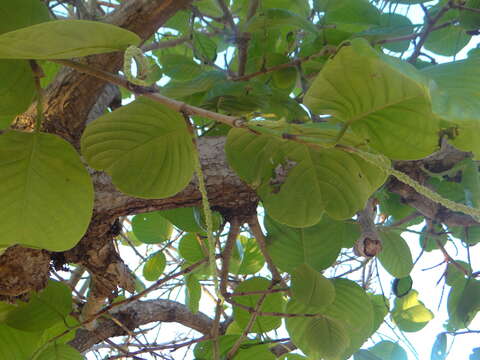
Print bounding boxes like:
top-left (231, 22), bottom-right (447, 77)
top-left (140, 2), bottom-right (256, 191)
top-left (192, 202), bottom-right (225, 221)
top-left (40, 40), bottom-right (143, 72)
top-left (51, 59), bottom-right (247, 128)
top-left (226, 281), bottom-right (274, 359)
top-left (247, 215), bottom-right (283, 284)
top-left (408, 2), bottom-right (452, 63)
top-left (220, 218), bottom-right (241, 296)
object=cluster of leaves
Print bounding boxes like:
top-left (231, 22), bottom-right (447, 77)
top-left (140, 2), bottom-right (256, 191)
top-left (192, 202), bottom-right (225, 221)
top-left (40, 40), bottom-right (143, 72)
top-left (1, 0), bottom-right (480, 359)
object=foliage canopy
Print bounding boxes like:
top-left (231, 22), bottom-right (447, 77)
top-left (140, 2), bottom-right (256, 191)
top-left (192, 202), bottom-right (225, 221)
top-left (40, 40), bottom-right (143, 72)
top-left (1, 0), bottom-right (480, 359)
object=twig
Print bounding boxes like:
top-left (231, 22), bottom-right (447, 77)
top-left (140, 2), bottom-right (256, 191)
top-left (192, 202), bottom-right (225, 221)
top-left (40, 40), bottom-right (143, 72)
top-left (247, 215), bottom-right (284, 285)
top-left (226, 281), bottom-right (274, 359)
top-left (220, 218), bottom-right (241, 296)
top-left (230, 47), bottom-right (334, 82)
top-left (51, 59), bottom-right (247, 128)
top-left (409, 2), bottom-right (452, 63)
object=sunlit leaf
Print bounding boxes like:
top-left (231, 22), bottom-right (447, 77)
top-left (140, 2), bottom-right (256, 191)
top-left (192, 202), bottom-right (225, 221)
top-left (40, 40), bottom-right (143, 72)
top-left (6, 281), bottom-right (72, 332)
top-left (304, 38), bottom-right (438, 160)
top-left (392, 290), bottom-right (434, 332)
top-left (378, 230), bottom-right (413, 278)
top-left (132, 212), bottom-right (173, 244)
top-left (81, 97), bottom-right (195, 199)
top-left (291, 264), bottom-right (335, 310)
top-left (265, 215), bottom-right (346, 272)
top-left (0, 20), bottom-right (140, 59)
top-left (143, 251), bottom-right (167, 281)
top-left (0, 131), bottom-right (94, 251)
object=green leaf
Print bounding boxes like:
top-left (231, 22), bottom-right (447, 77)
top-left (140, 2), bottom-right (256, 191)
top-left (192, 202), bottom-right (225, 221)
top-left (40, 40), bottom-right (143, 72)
top-left (234, 344), bottom-right (276, 360)
top-left (36, 344), bottom-right (83, 360)
top-left (161, 71), bottom-right (226, 99)
top-left (322, 279), bottom-right (374, 358)
top-left (369, 294), bottom-right (389, 334)
top-left (0, 20), bottom-right (140, 59)
top-left (143, 251), bottom-right (167, 281)
top-left (0, 302), bottom-right (15, 323)
top-left (304, 38), bottom-right (438, 160)
top-left (132, 212), bottom-right (173, 244)
top-left (178, 233), bottom-right (210, 267)
top-left (159, 54), bottom-right (203, 81)
top-left (39, 315), bottom-right (79, 346)
top-left (424, 8), bottom-right (471, 57)
top-left (291, 264), bottom-right (335, 310)
top-left (185, 274), bottom-right (201, 313)
top-left (431, 333), bottom-right (447, 360)
top-left (445, 260), bottom-right (471, 286)
top-left (0, 59), bottom-right (35, 129)
top-left (81, 97), bottom-right (195, 199)
top-left (460, 0), bottom-right (480, 30)
top-left (247, 8), bottom-right (319, 35)
top-left (194, 335), bottom-right (243, 359)
top-left (156, 207), bottom-right (205, 233)
top-left (0, 131), bottom-right (94, 251)
top-left (230, 236), bottom-right (265, 275)
top-left (192, 32), bottom-right (217, 63)
top-left (456, 280), bottom-right (480, 326)
top-left (0, 324), bottom-right (42, 360)
top-left (462, 159), bottom-right (480, 208)
top-left (393, 276), bottom-right (413, 297)
top-left (6, 281), bottom-right (72, 332)
top-left (369, 341), bottom-right (408, 360)
top-left (354, 350), bottom-right (382, 360)
top-left (232, 277), bottom-right (285, 333)
top-left (378, 230), bottom-right (413, 278)
top-left (419, 224), bottom-right (448, 252)
top-left (378, 13), bottom-right (415, 53)
top-left (193, 207), bottom-right (223, 233)
top-left (0, 0), bottom-right (50, 35)
top-left (392, 290), bottom-right (434, 332)
top-left (286, 300), bottom-right (350, 360)
top-left (226, 128), bottom-right (386, 226)
top-left (265, 215), bottom-right (346, 273)
top-left (0, 0), bottom-right (50, 127)
top-left (422, 58), bottom-right (480, 157)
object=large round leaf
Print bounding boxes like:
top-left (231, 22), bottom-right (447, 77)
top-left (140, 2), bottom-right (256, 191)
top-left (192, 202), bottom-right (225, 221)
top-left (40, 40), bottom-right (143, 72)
top-left (232, 277), bottom-right (285, 333)
top-left (265, 215), bottom-right (356, 272)
top-left (0, 0), bottom-right (50, 35)
top-left (0, 131), bottom-right (94, 251)
top-left (323, 279), bottom-right (374, 358)
top-left (132, 211), bottom-right (173, 244)
top-left (142, 251), bottom-right (167, 281)
top-left (304, 38), bottom-right (438, 160)
top-left (36, 344), bottom-right (83, 360)
top-left (369, 341), bottom-right (408, 360)
top-left (0, 0), bottom-right (49, 128)
top-left (291, 264), bottom-right (335, 310)
top-left (226, 128), bottom-right (386, 226)
top-left (81, 97), bottom-right (195, 198)
top-left (423, 56), bottom-right (480, 123)
top-left (0, 324), bottom-right (42, 360)
top-left (6, 281), bottom-right (72, 332)
top-left (0, 20), bottom-right (140, 59)
top-left (378, 230), bottom-right (413, 278)
top-left (286, 300), bottom-right (350, 360)
top-left (424, 9), bottom-right (471, 57)
top-left (0, 60), bottom-right (35, 129)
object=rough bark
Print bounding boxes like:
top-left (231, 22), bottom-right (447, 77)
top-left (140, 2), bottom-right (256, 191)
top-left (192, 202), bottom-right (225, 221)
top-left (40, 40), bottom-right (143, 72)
top-left (69, 299), bottom-right (215, 353)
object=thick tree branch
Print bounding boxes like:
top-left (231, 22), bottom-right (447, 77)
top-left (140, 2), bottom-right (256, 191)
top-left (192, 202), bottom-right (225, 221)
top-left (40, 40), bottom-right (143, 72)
top-left (69, 299), bottom-right (214, 353)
